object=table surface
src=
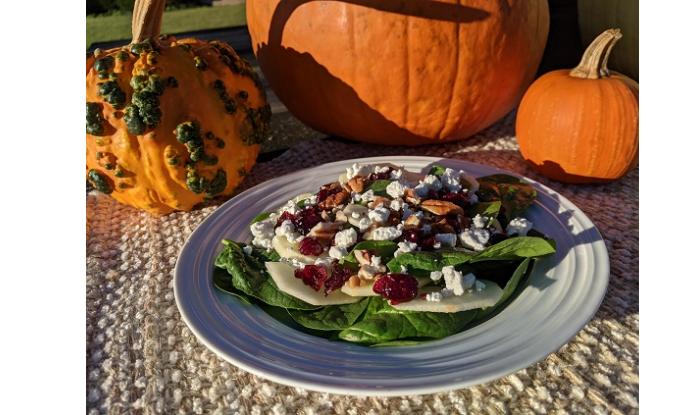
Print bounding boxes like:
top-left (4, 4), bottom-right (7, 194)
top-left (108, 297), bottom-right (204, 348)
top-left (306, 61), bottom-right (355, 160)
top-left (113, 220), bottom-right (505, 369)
top-left (86, 107), bottom-right (638, 414)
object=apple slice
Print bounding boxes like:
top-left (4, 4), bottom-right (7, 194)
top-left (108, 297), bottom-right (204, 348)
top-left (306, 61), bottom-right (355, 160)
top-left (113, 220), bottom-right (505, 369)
top-left (341, 277), bottom-right (432, 297)
top-left (272, 235), bottom-right (325, 265)
top-left (265, 262), bottom-right (360, 306)
top-left (391, 280), bottom-right (502, 313)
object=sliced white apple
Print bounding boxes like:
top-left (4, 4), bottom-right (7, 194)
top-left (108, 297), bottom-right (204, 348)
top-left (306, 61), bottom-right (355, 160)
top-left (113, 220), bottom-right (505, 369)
top-left (271, 235), bottom-right (326, 265)
top-left (265, 262), bottom-right (360, 305)
top-left (391, 280), bottom-right (502, 313)
top-left (341, 277), bottom-right (432, 297)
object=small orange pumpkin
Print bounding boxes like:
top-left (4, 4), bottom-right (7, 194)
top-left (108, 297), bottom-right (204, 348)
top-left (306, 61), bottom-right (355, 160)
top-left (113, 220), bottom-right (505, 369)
top-left (515, 28), bottom-right (638, 183)
top-left (86, 0), bottom-right (270, 214)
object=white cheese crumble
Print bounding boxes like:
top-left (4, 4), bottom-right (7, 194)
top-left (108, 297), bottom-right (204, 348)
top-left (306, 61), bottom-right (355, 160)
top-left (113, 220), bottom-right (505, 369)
top-left (345, 163), bottom-right (372, 181)
top-left (390, 169), bottom-right (404, 180)
top-left (422, 174), bottom-right (443, 191)
top-left (401, 203), bottom-right (414, 220)
top-left (250, 217), bottom-right (276, 249)
top-left (435, 233), bottom-right (457, 246)
top-left (356, 217), bottom-right (372, 231)
top-left (314, 256), bottom-right (334, 267)
top-left (370, 256), bottom-right (382, 267)
top-left (386, 181), bottom-right (408, 199)
top-left (441, 266), bottom-right (477, 296)
top-left (353, 189), bottom-right (375, 203)
top-left (400, 265), bottom-right (408, 274)
top-left (474, 280), bottom-right (486, 292)
top-left (413, 182), bottom-right (429, 198)
top-left (429, 271), bottom-right (443, 282)
top-left (389, 198), bottom-right (405, 211)
top-left (277, 200), bottom-right (300, 216)
top-left (425, 292), bottom-right (443, 302)
top-left (368, 206), bottom-right (390, 223)
top-left (459, 227), bottom-right (490, 251)
top-left (506, 217), bottom-right (533, 236)
top-left (302, 194), bottom-right (318, 206)
top-left (334, 228), bottom-right (358, 248)
top-left (373, 165), bottom-right (391, 174)
top-left (275, 220), bottom-right (303, 243)
top-left (368, 226), bottom-right (402, 241)
top-left (420, 224), bottom-right (432, 234)
top-left (472, 214), bottom-right (489, 229)
top-left (328, 246), bottom-right (347, 260)
top-left (440, 168), bottom-right (463, 192)
top-left (242, 245), bottom-right (253, 255)
top-left (394, 241), bottom-right (418, 257)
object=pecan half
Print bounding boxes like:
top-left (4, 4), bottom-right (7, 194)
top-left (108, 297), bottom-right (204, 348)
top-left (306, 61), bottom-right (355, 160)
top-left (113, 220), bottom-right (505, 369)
top-left (345, 176), bottom-right (366, 193)
top-left (404, 214), bottom-right (422, 228)
top-left (318, 189), bottom-right (349, 209)
top-left (367, 196), bottom-right (390, 209)
top-left (403, 188), bottom-right (421, 205)
top-left (420, 199), bottom-right (464, 216)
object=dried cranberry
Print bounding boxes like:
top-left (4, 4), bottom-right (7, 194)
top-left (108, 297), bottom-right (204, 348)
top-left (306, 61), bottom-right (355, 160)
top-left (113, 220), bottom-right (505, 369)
top-left (369, 168), bottom-right (391, 181)
top-left (419, 236), bottom-right (436, 250)
top-left (276, 211), bottom-right (296, 227)
top-left (294, 265), bottom-right (328, 291)
top-left (372, 274), bottom-right (418, 305)
top-left (401, 229), bottom-right (419, 243)
top-left (316, 185), bottom-right (341, 202)
top-left (295, 206), bottom-right (322, 234)
top-left (298, 237), bottom-right (323, 256)
top-left (324, 264), bottom-right (353, 296)
top-left (439, 191), bottom-right (470, 207)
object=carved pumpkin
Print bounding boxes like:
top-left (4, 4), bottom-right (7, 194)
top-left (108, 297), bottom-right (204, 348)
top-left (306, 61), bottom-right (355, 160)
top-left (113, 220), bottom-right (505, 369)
top-left (515, 29), bottom-right (638, 183)
top-left (246, 0), bottom-right (549, 145)
top-left (86, 0), bottom-right (271, 214)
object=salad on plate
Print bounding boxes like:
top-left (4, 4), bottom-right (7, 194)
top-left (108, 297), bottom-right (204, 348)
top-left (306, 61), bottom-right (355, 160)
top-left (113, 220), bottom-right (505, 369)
top-left (213, 163), bottom-right (556, 346)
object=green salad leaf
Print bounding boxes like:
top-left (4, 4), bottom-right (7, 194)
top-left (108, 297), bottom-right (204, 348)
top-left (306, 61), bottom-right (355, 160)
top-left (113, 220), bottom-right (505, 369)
top-left (473, 258), bottom-right (532, 322)
top-left (367, 179), bottom-right (392, 196)
top-left (288, 298), bottom-right (369, 331)
top-left (469, 236), bottom-right (555, 262)
top-left (250, 212), bottom-right (273, 224)
top-left (338, 297), bottom-right (478, 345)
top-left (428, 165), bottom-right (447, 176)
top-left (476, 174), bottom-right (537, 221)
top-left (215, 240), bottom-right (318, 310)
top-left (213, 267), bottom-right (252, 304)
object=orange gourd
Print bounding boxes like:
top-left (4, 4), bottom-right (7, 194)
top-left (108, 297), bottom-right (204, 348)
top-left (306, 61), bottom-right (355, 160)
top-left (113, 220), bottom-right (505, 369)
top-left (246, 0), bottom-right (549, 145)
top-left (86, 0), bottom-right (270, 214)
top-left (515, 29), bottom-right (638, 183)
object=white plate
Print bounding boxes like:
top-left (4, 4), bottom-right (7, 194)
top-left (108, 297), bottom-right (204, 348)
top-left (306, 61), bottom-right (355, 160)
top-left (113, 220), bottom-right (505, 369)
top-left (174, 156), bottom-right (609, 396)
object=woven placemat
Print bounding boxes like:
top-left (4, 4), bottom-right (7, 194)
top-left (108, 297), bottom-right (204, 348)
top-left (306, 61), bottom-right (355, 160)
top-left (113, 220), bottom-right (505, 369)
top-left (86, 113), bottom-right (638, 414)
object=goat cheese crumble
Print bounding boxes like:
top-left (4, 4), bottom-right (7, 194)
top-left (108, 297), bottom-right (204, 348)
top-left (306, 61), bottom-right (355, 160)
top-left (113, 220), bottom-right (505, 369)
top-left (334, 228), bottom-right (358, 248)
top-left (506, 217), bottom-right (533, 236)
top-left (368, 226), bottom-right (403, 241)
top-left (394, 241), bottom-right (418, 257)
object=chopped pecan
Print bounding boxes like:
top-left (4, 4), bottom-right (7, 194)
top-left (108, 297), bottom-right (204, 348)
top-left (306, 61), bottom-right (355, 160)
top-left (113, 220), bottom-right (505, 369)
top-left (367, 196), bottom-right (390, 209)
top-left (345, 176), bottom-right (366, 193)
top-left (348, 275), bottom-right (361, 288)
top-left (404, 214), bottom-right (422, 228)
top-left (334, 210), bottom-right (348, 223)
top-left (420, 199), bottom-right (464, 216)
top-left (353, 249), bottom-right (372, 266)
top-left (404, 188), bottom-right (421, 205)
top-left (318, 189), bottom-right (349, 209)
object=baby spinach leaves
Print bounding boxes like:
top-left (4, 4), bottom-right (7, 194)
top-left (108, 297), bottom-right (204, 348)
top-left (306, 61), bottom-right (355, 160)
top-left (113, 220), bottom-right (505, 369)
top-left (477, 174), bottom-right (537, 221)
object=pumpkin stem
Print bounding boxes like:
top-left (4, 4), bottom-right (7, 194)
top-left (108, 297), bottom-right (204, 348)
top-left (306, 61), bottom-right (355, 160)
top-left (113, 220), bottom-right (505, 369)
top-left (131, 0), bottom-right (166, 43)
top-left (570, 28), bottom-right (622, 79)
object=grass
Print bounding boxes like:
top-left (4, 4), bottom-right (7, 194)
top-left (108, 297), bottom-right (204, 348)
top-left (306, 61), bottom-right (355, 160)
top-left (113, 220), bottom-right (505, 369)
top-left (86, 4), bottom-right (246, 48)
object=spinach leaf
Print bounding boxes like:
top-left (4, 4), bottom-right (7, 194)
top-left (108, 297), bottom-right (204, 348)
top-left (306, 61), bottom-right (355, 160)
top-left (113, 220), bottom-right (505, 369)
top-left (467, 201), bottom-right (502, 219)
top-left (215, 240), bottom-right (318, 310)
top-left (248, 246), bottom-right (281, 262)
top-left (213, 267), bottom-right (252, 305)
top-left (428, 165), bottom-right (446, 176)
top-left (367, 179), bottom-right (392, 196)
top-left (477, 174), bottom-right (537, 221)
top-left (470, 236), bottom-right (555, 262)
top-left (473, 258), bottom-right (531, 321)
top-left (288, 298), bottom-right (369, 331)
top-left (386, 250), bottom-right (474, 276)
top-left (250, 212), bottom-right (273, 224)
top-left (341, 241), bottom-right (398, 265)
top-left (338, 297), bottom-right (478, 345)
